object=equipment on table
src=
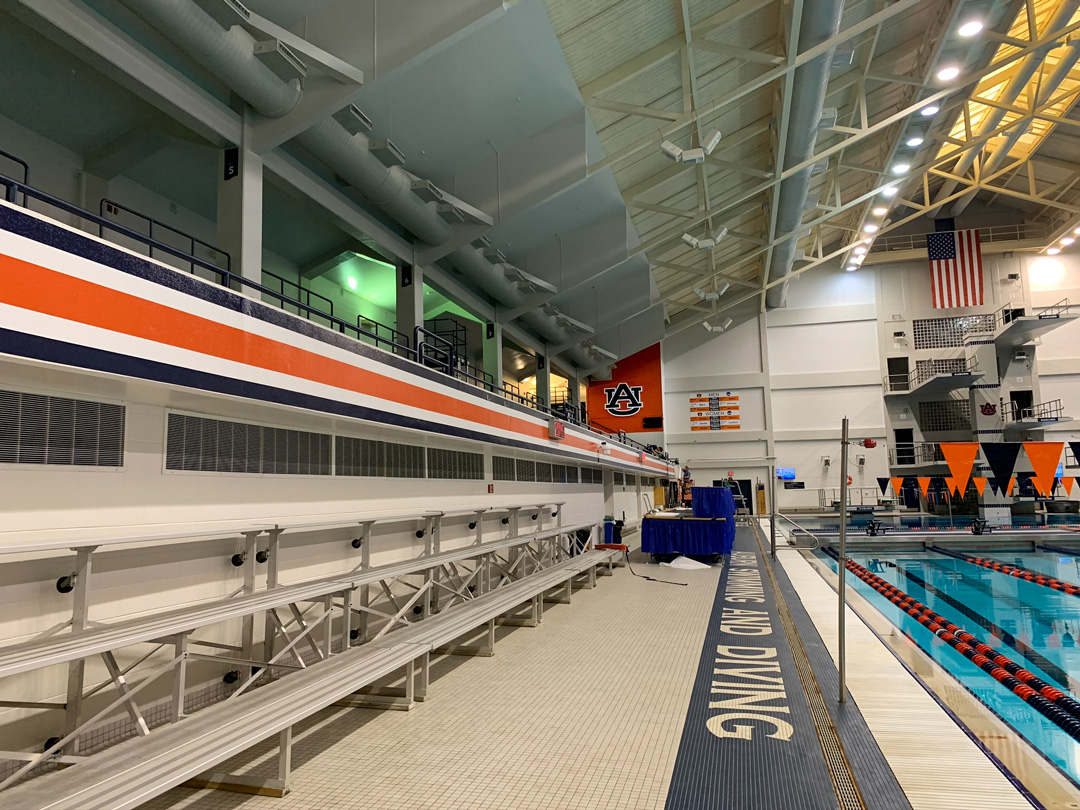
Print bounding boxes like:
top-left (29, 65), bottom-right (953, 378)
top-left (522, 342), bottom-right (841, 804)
top-left (641, 487), bottom-right (735, 560)
top-left (971, 517), bottom-right (991, 535)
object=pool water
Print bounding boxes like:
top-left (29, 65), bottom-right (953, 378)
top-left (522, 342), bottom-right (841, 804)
top-left (797, 513), bottom-right (1080, 532)
top-left (818, 545), bottom-right (1080, 785)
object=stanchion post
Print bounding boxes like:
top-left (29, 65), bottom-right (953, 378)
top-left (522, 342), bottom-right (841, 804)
top-left (769, 464), bottom-right (777, 558)
top-left (838, 416), bottom-right (849, 704)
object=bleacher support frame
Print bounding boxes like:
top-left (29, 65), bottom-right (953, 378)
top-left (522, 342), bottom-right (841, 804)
top-left (0, 503), bottom-right (621, 807)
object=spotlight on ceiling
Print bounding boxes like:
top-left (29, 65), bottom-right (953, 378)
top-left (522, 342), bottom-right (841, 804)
top-left (882, 186), bottom-right (899, 197)
top-left (854, 246), bottom-right (868, 255)
top-left (958, 20), bottom-right (983, 37)
top-left (703, 130), bottom-right (723, 155)
top-left (905, 135), bottom-right (924, 147)
top-left (1048, 247), bottom-right (1062, 255)
top-left (661, 140), bottom-right (684, 161)
top-left (702, 316), bottom-right (734, 333)
top-left (692, 283), bottom-right (729, 301)
top-left (682, 147), bottom-right (706, 164)
top-left (936, 66), bottom-right (960, 81)
top-left (1062, 237), bottom-right (1076, 246)
top-left (892, 163), bottom-right (910, 175)
top-left (681, 233), bottom-right (700, 249)
top-left (863, 223), bottom-right (879, 234)
top-left (872, 206), bottom-right (888, 216)
top-left (845, 264), bottom-right (858, 272)
top-left (921, 105), bottom-right (940, 116)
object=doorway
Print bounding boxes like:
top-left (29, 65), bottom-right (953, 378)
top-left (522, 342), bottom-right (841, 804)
top-left (1010, 390), bottom-right (1033, 419)
top-left (886, 357), bottom-right (910, 391)
top-left (894, 428), bottom-right (915, 465)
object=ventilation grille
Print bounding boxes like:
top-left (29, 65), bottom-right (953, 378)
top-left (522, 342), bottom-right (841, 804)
top-left (427, 448), bottom-right (483, 480)
top-left (626, 474), bottom-right (637, 486)
top-left (613, 471), bottom-right (625, 486)
top-left (0, 390), bottom-right (125, 467)
top-left (168, 413), bottom-right (330, 475)
top-left (581, 467), bottom-right (603, 484)
top-left (536, 462), bottom-right (552, 483)
top-left (493, 456), bottom-right (516, 481)
top-left (515, 459), bottom-right (536, 482)
top-left (913, 315), bottom-right (995, 349)
top-left (917, 400), bottom-right (971, 432)
top-left (335, 436), bottom-right (424, 478)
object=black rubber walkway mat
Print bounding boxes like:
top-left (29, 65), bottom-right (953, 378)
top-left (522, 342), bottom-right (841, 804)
top-left (664, 528), bottom-right (840, 810)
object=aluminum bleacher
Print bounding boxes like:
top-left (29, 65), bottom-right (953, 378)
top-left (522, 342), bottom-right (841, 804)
top-left (0, 503), bottom-right (618, 807)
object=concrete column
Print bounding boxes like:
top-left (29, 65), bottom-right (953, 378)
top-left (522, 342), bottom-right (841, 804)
top-left (567, 371), bottom-right (583, 422)
top-left (535, 351), bottom-right (551, 409)
top-left (216, 110), bottom-right (263, 289)
top-left (483, 321), bottom-right (503, 389)
top-left (396, 262), bottom-right (424, 349)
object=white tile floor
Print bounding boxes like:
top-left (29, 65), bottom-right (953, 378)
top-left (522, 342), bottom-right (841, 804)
top-left (141, 561), bottom-right (722, 810)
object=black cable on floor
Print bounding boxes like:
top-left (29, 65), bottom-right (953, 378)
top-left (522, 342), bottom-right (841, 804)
top-left (624, 549), bottom-right (688, 586)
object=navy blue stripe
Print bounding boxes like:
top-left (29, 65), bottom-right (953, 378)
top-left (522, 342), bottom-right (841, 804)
top-left (0, 327), bottom-right (656, 471)
top-left (664, 531), bottom-right (838, 810)
top-left (0, 205), bottom-right (554, 428)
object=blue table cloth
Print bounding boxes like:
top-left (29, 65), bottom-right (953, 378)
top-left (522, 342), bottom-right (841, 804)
top-left (640, 518), bottom-right (733, 556)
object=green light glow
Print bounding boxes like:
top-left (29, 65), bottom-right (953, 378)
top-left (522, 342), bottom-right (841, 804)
top-left (346, 276), bottom-right (358, 290)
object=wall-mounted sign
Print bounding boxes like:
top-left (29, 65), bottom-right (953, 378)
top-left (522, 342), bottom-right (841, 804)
top-left (689, 391), bottom-right (740, 431)
top-left (784, 481), bottom-right (806, 489)
top-left (776, 467), bottom-right (796, 480)
top-left (548, 419), bottom-right (565, 440)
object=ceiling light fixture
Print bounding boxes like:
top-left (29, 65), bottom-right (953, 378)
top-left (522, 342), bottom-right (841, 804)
top-left (892, 163), bottom-right (910, 175)
top-left (905, 135), bottom-right (924, 147)
top-left (863, 224), bottom-right (879, 234)
top-left (681, 233), bottom-right (700, 249)
top-left (936, 66), bottom-right (960, 81)
top-left (921, 105), bottom-right (940, 116)
top-left (1062, 237), bottom-right (1075, 246)
top-left (854, 246), bottom-right (868, 255)
top-left (703, 130), bottom-right (723, 155)
top-left (346, 276), bottom-right (358, 290)
top-left (958, 20), bottom-right (983, 37)
top-left (882, 186), bottom-right (898, 197)
top-left (845, 265), bottom-right (858, 272)
top-left (661, 140), bottom-right (684, 161)
top-left (872, 206), bottom-right (888, 216)
top-left (1048, 247), bottom-right (1062, 255)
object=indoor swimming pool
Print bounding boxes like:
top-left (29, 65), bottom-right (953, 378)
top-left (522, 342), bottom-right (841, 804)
top-left (819, 545), bottom-right (1080, 786)
top-left (797, 513), bottom-right (1080, 532)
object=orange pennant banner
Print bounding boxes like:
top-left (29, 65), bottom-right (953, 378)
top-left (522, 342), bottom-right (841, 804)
top-left (939, 442), bottom-right (980, 499)
top-left (1023, 442), bottom-right (1064, 491)
top-left (1063, 477), bottom-right (1076, 495)
top-left (917, 477), bottom-right (931, 497)
top-left (944, 477), bottom-right (957, 496)
top-left (1030, 477), bottom-right (1051, 497)
top-left (973, 477), bottom-right (987, 496)
top-left (890, 476), bottom-right (906, 496)
top-left (1007, 476), bottom-right (1016, 495)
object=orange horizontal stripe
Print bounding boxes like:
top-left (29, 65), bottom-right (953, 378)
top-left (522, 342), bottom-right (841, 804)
top-left (1, 255), bottom-right (621, 458)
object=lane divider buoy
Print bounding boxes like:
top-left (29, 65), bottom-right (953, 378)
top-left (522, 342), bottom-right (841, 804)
top-left (837, 554), bottom-right (1080, 740)
top-left (930, 547), bottom-right (1080, 598)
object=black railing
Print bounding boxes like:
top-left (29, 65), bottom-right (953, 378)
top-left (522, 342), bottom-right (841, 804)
top-left (0, 170), bottom-right (671, 465)
top-left (263, 269), bottom-right (334, 326)
top-left (414, 326), bottom-right (456, 374)
top-left (99, 198), bottom-right (230, 277)
top-left (0, 149), bottom-right (29, 207)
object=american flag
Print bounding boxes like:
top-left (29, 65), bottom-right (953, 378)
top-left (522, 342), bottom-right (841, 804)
top-left (927, 229), bottom-right (984, 308)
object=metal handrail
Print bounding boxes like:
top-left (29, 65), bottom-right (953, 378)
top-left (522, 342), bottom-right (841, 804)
top-left (1037, 298), bottom-right (1073, 319)
top-left (100, 197), bottom-right (231, 275)
top-left (414, 326), bottom-right (455, 374)
top-left (888, 442), bottom-right (944, 466)
top-left (262, 268), bottom-right (334, 322)
top-left (0, 148), bottom-right (29, 206)
top-left (359, 316), bottom-right (412, 357)
top-left (773, 513), bottom-right (824, 550)
top-left (868, 222), bottom-right (1047, 253)
top-left (1003, 398), bottom-right (1063, 423)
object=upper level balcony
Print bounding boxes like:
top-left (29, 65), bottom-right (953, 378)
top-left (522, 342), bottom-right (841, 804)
top-left (0, 165), bottom-right (674, 474)
top-left (883, 356), bottom-right (983, 397)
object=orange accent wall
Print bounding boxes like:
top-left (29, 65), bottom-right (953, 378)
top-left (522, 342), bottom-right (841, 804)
top-left (586, 343), bottom-right (663, 434)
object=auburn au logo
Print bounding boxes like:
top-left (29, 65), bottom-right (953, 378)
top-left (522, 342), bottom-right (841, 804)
top-left (980, 403), bottom-right (997, 416)
top-left (604, 382), bottom-right (644, 417)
